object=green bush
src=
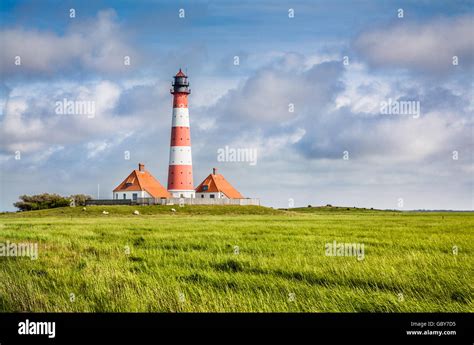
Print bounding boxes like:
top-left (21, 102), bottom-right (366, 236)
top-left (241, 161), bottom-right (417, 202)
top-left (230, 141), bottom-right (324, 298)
top-left (13, 193), bottom-right (71, 211)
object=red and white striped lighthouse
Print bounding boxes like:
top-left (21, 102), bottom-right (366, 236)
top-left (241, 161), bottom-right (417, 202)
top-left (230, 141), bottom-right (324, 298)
top-left (167, 69), bottom-right (195, 198)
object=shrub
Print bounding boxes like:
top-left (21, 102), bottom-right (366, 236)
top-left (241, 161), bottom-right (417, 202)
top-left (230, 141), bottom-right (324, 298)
top-left (13, 193), bottom-right (70, 211)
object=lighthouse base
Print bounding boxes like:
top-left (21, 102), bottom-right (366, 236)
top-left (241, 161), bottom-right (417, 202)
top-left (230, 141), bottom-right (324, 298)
top-left (168, 190), bottom-right (195, 198)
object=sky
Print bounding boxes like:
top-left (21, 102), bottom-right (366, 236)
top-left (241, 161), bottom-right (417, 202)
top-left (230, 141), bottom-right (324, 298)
top-left (0, 0), bottom-right (473, 211)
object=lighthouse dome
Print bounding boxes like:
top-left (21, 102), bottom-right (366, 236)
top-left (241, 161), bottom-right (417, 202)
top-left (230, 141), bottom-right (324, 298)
top-left (175, 68), bottom-right (186, 77)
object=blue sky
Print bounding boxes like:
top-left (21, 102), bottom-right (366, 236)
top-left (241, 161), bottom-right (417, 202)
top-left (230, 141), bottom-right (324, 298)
top-left (0, 0), bottom-right (473, 211)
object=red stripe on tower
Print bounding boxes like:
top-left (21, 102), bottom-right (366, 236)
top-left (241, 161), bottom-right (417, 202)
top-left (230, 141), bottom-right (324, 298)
top-left (167, 69), bottom-right (195, 198)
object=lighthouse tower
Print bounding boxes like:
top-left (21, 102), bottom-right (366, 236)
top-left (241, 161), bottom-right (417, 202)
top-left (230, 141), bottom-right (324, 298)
top-left (167, 69), bottom-right (195, 198)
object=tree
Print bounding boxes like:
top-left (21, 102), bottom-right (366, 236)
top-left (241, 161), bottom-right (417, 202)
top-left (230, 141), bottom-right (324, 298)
top-left (13, 193), bottom-right (70, 211)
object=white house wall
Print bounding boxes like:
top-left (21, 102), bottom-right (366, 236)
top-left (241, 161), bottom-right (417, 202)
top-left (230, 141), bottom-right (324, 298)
top-left (113, 190), bottom-right (152, 200)
top-left (196, 192), bottom-right (227, 199)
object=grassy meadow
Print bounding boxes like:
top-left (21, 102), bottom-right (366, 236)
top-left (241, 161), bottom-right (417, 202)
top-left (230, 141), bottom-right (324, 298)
top-left (0, 205), bottom-right (472, 312)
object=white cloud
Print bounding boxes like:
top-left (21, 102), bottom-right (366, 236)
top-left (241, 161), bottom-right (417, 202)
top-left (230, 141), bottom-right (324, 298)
top-left (185, 51), bottom-right (473, 174)
top-left (354, 16), bottom-right (474, 72)
top-left (31, 145), bottom-right (64, 163)
top-left (85, 134), bottom-right (132, 159)
top-left (0, 80), bottom-right (140, 155)
top-left (0, 9), bottom-right (138, 75)
top-left (208, 60), bottom-right (344, 126)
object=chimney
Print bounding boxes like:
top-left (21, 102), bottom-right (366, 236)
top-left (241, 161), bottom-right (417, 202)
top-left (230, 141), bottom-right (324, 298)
top-left (212, 168), bottom-right (217, 175)
top-left (139, 163), bottom-right (145, 172)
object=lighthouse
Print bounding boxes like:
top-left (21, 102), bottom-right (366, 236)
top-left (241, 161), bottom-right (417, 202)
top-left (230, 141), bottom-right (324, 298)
top-left (167, 69), bottom-right (195, 198)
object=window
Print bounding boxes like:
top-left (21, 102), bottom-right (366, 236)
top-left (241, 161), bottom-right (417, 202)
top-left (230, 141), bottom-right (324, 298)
top-left (115, 194), bottom-right (118, 200)
top-left (203, 185), bottom-right (208, 191)
top-left (132, 193), bottom-right (138, 201)
top-left (123, 194), bottom-right (126, 199)
top-left (180, 194), bottom-right (184, 198)
top-left (201, 195), bottom-right (204, 198)
top-left (210, 194), bottom-right (215, 199)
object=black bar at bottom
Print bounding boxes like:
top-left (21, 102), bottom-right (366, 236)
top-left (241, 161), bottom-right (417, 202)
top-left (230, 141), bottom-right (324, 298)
top-left (0, 313), bottom-right (471, 345)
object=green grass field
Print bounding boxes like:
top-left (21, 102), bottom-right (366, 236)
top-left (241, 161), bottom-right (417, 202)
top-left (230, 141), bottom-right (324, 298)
top-left (0, 205), bottom-right (472, 312)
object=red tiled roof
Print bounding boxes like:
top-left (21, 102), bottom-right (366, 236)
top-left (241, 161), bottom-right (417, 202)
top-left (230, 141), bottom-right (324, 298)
top-left (195, 170), bottom-right (243, 199)
top-left (113, 164), bottom-right (170, 198)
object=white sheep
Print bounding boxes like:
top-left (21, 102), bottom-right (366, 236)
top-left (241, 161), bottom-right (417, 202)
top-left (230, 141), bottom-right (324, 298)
top-left (171, 208), bottom-right (176, 213)
top-left (133, 210), bottom-right (140, 215)
top-left (102, 211), bottom-right (109, 215)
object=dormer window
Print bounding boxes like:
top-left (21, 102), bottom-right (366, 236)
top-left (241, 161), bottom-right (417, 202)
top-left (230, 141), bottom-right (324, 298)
top-left (203, 185), bottom-right (208, 191)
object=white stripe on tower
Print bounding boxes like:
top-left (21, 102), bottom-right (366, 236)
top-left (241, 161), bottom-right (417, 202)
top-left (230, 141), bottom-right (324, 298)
top-left (172, 108), bottom-right (190, 127)
top-left (169, 147), bottom-right (192, 165)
